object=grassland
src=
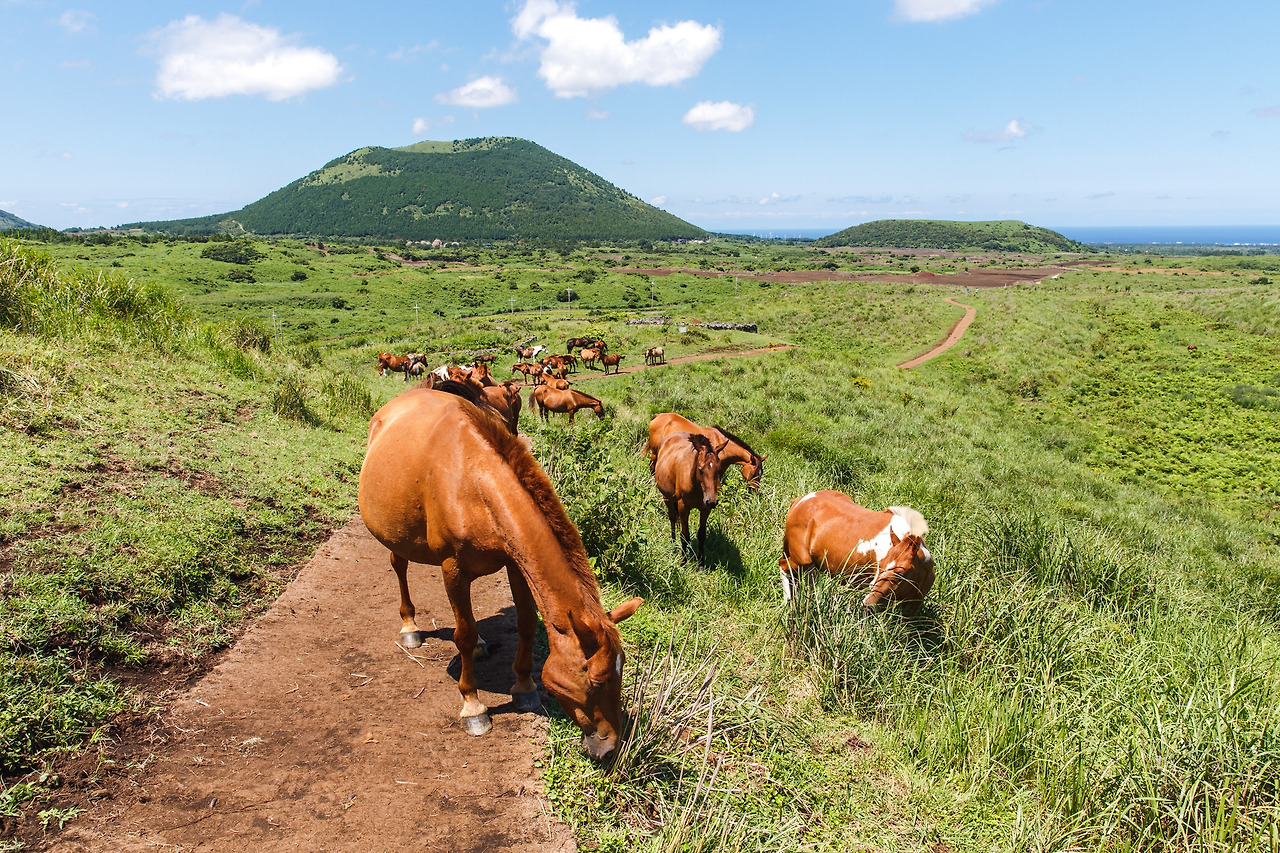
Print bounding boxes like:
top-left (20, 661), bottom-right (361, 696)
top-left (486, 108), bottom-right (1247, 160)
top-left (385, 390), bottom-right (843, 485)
top-left (2, 233), bottom-right (1279, 850)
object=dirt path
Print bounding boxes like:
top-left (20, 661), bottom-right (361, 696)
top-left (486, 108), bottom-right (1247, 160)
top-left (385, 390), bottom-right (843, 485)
top-left (896, 298), bottom-right (977, 369)
top-left (54, 518), bottom-right (574, 853)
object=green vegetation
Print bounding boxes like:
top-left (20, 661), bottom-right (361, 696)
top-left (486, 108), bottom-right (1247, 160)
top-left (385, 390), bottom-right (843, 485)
top-left (814, 219), bottom-right (1090, 253)
top-left (3, 231), bottom-right (1279, 849)
top-left (124, 137), bottom-right (707, 243)
top-left (0, 210), bottom-right (42, 231)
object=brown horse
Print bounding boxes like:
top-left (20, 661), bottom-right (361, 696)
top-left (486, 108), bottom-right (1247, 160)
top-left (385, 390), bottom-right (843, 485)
top-left (566, 336), bottom-right (591, 352)
top-left (376, 353), bottom-right (411, 378)
top-left (601, 354), bottom-right (624, 374)
top-left (358, 385), bottom-right (642, 759)
top-left (481, 380), bottom-right (524, 434)
top-left (645, 413), bottom-right (767, 491)
top-left (653, 432), bottom-right (730, 566)
top-left (579, 348), bottom-right (600, 370)
top-left (528, 386), bottom-right (604, 423)
top-left (511, 362), bottom-right (541, 382)
top-left (778, 490), bottom-right (934, 615)
top-left (472, 353), bottom-right (497, 366)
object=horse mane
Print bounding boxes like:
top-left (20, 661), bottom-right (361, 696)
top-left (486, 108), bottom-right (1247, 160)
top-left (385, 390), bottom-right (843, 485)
top-left (450, 393), bottom-right (601, 603)
top-left (573, 390), bottom-right (603, 405)
top-left (711, 425), bottom-right (760, 460)
top-left (686, 432), bottom-right (715, 453)
top-left (888, 505), bottom-right (929, 537)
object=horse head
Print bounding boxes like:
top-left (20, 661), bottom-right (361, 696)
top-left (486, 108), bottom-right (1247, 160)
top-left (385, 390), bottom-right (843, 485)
top-left (742, 453), bottom-right (767, 492)
top-left (862, 533), bottom-right (935, 616)
top-left (542, 598), bottom-right (642, 761)
top-left (688, 434), bottom-right (728, 509)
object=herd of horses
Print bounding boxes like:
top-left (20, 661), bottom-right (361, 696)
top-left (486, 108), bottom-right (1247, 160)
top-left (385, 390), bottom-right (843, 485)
top-left (358, 336), bottom-right (935, 762)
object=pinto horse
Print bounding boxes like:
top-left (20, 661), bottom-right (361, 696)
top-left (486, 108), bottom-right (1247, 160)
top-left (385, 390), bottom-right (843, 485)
top-left (778, 490), bottom-right (934, 615)
top-left (376, 353), bottom-right (411, 378)
top-left (358, 384), bottom-right (642, 759)
top-left (528, 386), bottom-right (604, 423)
top-left (645, 413), bottom-right (767, 492)
top-left (653, 432), bottom-right (730, 566)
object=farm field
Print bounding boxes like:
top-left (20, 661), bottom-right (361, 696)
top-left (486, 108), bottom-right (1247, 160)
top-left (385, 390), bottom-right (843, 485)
top-left (2, 234), bottom-right (1279, 850)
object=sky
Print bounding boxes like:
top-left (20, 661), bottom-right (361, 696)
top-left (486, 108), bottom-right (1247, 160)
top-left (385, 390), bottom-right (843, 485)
top-left (3, 0), bottom-right (1279, 233)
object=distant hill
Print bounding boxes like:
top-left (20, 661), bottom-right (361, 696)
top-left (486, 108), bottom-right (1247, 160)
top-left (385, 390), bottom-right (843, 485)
top-left (124, 137), bottom-right (706, 243)
top-left (814, 219), bottom-right (1090, 253)
top-left (0, 208), bottom-right (42, 230)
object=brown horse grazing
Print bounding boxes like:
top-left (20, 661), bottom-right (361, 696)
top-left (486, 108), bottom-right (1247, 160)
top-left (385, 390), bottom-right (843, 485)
top-left (653, 432), bottom-right (730, 566)
top-left (511, 362), bottom-right (541, 383)
top-left (528, 386), bottom-right (604, 423)
top-left (481, 380), bottom-right (523, 434)
top-left (358, 385), bottom-right (642, 758)
top-left (472, 353), bottom-right (497, 366)
top-left (376, 353), bottom-right (411, 378)
top-left (589, 339), bottom-right (607, 354)
top-left (579, 348), bottom-right (600, 370)
top-left (644, 346), bottom-right (665, 366)
top-left (601, 353), bottom-right (624, 374)
top-left (566, 336), bottom-right (591, 352)
top-left (645, 413), bottom-right (767, 492)
top-left (778, 490), bottom-right (935, 615)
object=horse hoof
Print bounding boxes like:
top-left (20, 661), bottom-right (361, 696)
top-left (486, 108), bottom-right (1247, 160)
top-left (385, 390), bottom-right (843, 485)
top-left (512, 691), bottom-right (542, 712)
top-left (399, 631), bottom-right (423, 649)
top-left (461, 713), bottom-right (492, 737)
top-left (474, 638), bottom-right (490, 660)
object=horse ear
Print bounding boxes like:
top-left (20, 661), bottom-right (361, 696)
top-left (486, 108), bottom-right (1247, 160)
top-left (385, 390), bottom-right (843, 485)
top-left (758, 454), bottom-right (768, 461)
top-left (607, 597), bottom-right (642, 624)
top-left (713, 439), bottom-right (729, 454)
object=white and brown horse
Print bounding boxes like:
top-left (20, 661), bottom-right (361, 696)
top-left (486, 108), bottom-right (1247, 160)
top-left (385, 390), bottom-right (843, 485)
top-left (778, 490), bottom-right (934, 615)
top-left (358, 384), bottom-right (641, 759)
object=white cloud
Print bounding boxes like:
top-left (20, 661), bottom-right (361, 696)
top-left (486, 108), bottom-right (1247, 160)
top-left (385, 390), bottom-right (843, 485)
top-left (412, 115), bottom-right (455, 135)
top-left (57, 10), bottom-right (94, 33)
top-left (512, 0), bottom-right (721, 98)
top-left (966, 118), bottom-right (1029, 143)
top-left (435, 75), bottom-right (516, 108)
top-left (682, 101), bottom-right (755, 132)
top-left (150, 14), bottom-right (342, 101)
top-left (895, 0), bottom-right (999, 22)
top-left (649, 195), bottom-right (668, 206)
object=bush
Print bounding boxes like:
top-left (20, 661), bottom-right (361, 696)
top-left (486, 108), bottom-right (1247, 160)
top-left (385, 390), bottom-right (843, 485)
top-left (291, 270), bottom-right (308, 282)
top-left (201, 241), bottom-right (263, 265)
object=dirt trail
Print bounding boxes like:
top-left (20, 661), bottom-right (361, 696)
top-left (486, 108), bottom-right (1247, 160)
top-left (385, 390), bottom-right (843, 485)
top-left (54, 518), bottom-right (573, 853)
top-left (896, 298), bottom-right (977, 369)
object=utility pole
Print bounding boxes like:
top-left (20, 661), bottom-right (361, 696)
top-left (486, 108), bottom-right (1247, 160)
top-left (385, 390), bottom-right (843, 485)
top-left (650, 278), bottom-right (655, 309)
top-left (413, 304), bottom-right (420, 328)
top-left (566, 287), bottom-right (574, 318)
top-left (509, 297), bottom-right (515, 316)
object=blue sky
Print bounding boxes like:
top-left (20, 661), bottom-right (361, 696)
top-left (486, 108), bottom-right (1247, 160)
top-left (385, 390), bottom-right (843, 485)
top-left (3, 0), bottom-right (1279, 232)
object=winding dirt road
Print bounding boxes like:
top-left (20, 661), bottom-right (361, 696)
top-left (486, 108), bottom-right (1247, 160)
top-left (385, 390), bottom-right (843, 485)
top-left (51, 518), bottom-right (574, 853)
top-left (896, 298), bottom-right (977, 369)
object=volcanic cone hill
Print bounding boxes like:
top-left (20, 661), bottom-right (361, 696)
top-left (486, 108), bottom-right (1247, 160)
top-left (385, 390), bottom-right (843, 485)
top-left (815, 219), bottom-right (1090, 253)
top-left (125, 137), bottom-right (706, 243)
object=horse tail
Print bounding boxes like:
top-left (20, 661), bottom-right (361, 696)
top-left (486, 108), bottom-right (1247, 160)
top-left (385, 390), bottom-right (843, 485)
top-left (888, 506), bottom-right (929, 537)
top-left (528, 388), bottom-right (538, 411)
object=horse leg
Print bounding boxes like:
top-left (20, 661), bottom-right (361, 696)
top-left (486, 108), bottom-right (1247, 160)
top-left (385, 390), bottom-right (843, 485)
top-left (666, 498), bottom-right (679, 543)
top-left (697, 508), bottom-right (710, 567)
top-left (679, 505), bottom-right (692, 558)
top-left (568, 409), bottom-right (575, 424)
top-left (391, 554), bottom-right (424, 647)
top-left (506, 567), bottom-right (542, 712)
top-left (441, 557), bottom-right (491, 736)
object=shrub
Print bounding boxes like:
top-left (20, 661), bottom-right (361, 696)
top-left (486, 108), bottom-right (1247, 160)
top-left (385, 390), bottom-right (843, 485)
top-left (201, 241), bottom-right (263, 265)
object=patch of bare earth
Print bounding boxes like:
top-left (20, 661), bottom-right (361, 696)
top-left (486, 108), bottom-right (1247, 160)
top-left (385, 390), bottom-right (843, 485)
top-left (45, 518), bottom-right (574, 853)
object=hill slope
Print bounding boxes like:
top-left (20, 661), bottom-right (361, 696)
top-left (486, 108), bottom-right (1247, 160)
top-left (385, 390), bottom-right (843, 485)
top-left (0, 208), bottom-right (42, 230)
top-left (814, 219), bottom-right (1090, 253)
top-left (125, 137), bottom-right (706, 243)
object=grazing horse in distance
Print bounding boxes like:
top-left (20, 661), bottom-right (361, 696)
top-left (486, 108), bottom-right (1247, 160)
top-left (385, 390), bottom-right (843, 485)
top-left (644, 346), bottom-right (665, 366)
top-left (566, 336), bottom-right (591, 353)
top-left (472, 353), bottom-right (497, 366)
top-left (589, 339), bottom-right (607, 354)
top-left (377, 353), bottom-right (411, 378)
top-left (358, 384), bottom-right (641, 759)
top-left (511, 362), bottom-right (541, 383)
top-left (469, 362), bottom-right (497, 386)
top-left (778, 490), bottom-right (935, 615)
top-left (653, 432), bottom-right (730, 566)
top-left (406, 354), bottom-right (428, 381)
top-left (528, 386), bottom-right (604, 423)
top-left (645, 413), bottom-right (767, 492)
top-left (601, 354), bottom-right (624, 374)
top-left (579, 348), bottom-right (600, 370)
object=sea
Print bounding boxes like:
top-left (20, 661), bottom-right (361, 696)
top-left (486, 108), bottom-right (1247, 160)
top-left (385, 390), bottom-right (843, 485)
top-left (721, 225), bottom-right (1280, 246)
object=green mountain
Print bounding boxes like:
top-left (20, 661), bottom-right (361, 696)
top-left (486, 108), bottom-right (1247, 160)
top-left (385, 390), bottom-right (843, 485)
top-left (814, 219), bottom-right (1090, 253)
top-left (0, 208), bottom-right (42, 230)
top-left (125, 137), bottom-right (706, 243)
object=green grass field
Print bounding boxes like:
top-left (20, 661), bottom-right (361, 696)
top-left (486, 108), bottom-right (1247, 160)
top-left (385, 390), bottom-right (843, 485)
top-left (2, 234), bottom-right (1278, 850)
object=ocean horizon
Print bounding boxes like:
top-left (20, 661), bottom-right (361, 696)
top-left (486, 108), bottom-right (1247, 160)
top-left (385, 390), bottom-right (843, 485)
top-left (719, 225), bottom-right (1280, 246)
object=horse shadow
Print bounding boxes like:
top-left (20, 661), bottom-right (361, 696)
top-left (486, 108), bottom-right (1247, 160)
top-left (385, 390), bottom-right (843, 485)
top-left (432, 605), bottom-right (551, 716)
top-left (702, 527), bottom-right (746, 578)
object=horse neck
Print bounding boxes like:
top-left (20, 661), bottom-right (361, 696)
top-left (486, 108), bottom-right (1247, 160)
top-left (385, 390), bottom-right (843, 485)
top-left (716, 440), bottom-right (754, 466)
